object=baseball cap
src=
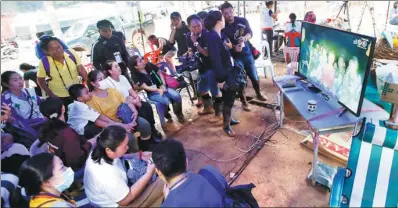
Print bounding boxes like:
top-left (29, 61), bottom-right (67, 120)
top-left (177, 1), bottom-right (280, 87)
top-left (170, 12), bottom-right (182, 19)
top-left (97, 19), bottom-right (113, 29)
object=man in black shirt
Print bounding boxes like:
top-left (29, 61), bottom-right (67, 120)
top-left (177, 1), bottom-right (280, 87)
top-left (169, 12), bottom-right (190, 57)
top-left (221, 2), bottom-right (267, 111)
top-left (91, 20), bottom-right (132, 83)
top-left (186, 15), bottom-right (222, 118)
top-left (20, 63), bottom-right (42, 96)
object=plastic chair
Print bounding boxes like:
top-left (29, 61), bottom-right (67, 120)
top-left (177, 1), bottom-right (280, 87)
top-left (329, 118), bottom-right (398, 207)
top-left (29, 140), bottom-right (49, 156)
top-left (143, 49), bottom-right (161, 64)
top-left (255, 40), bottom-right (275, 81)
top-left (283, 47), bottom-right (300, 75)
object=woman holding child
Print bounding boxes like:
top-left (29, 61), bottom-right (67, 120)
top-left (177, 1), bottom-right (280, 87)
top-left (86, 70), bottom-right (156, 151)
top-left (99, 60), bottom-right (162, 138)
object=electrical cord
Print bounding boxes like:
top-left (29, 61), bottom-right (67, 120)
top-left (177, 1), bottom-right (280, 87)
top-left (185, 103), bottom-right (280, 163)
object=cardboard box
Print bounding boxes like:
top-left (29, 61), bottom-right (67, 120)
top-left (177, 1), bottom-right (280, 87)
top-left (380, 79), bottom-right (398, 104)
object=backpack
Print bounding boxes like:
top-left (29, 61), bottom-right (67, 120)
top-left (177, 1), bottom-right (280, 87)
top-left (199, 167), bottom-right (259, 208)
top-left (41, 49), bottom-right (77, 80)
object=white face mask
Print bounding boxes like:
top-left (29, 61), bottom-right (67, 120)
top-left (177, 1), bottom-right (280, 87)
top-left (53, 167), bottom-right (75, 193)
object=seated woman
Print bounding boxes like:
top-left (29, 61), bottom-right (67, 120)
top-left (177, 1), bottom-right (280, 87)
top-left (128, 55), bottom-right (185, 128)
top-left (84, 125), bottom-right (164, 207)
top-left (100, 60), bottom-right (162, 138)
top-left (86, 70), bottom-right (154, 150)
top-left (284, 13), bottom-right (301, 47)
top-left (1, 71), bottom-right (45, 147)
top-left (38, 97), bottom-right (93, 172)
top-left (19, 153), bottom-right (77, 207)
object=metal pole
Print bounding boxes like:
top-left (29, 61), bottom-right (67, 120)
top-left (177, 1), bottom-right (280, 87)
top-left (237, 1), bottom-right (240, 17)
top-left (243, 1), bottom-right (246, 18)
top-left (136, 1), bottom-right (146, 54)
top-left (385, 1), bottom-right (391, 30)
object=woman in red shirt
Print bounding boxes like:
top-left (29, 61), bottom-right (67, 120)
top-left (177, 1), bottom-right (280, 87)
top-left (38, 97), bottom-right (94, 171)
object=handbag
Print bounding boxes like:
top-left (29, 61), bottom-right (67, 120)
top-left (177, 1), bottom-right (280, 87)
top-left (162, 72), bottom-right (179, 89)
top-left (248, 41), bottom-right (261, 60)
top-left (225, 62), bottom-right (247, 91)
top-left (116, 103), bottom-right (136, 124)
top-left (123, 158), bottom-right (157, 186)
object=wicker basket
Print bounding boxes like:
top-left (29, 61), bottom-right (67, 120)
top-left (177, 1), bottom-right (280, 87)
top-left (374, 38), bottom-right (398, 60)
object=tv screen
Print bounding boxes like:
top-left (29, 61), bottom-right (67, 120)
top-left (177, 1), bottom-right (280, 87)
top-left (298, 22), bottom-right (375, 116)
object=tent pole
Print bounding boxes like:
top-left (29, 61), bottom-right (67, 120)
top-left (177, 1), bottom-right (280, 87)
top-left (385, 1), bottom-right (391, 30)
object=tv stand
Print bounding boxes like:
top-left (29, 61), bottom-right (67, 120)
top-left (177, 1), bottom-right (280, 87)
top-left (337, 108), bottom-right (349, 118)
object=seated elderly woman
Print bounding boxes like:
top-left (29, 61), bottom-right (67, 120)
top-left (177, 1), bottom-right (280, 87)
top-left (1, 71), bottom-right (45, 148)
top-left (19, 153), bottom-right (77, 207)
top-left (86, 70), bottom-right (155, 151)
top-left (84, 125), bottom-right (164, 207)
top-left (128, 55), bottom-right (185, 129)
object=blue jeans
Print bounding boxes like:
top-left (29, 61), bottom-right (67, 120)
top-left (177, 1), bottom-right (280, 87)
top-left (148, 88), bottom-right (181, 126)
top-left (235, 55), bottom-right (259, 82)
top-left (197, 69), bottom-right (220, 97)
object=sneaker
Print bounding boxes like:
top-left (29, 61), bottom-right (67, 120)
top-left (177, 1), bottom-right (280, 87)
top-left (178, 116), bottom-right (185, 123)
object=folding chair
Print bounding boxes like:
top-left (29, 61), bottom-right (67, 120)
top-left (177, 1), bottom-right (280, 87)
top-left (255, 40), bottom-right (275, 81)
top-left (282, 47), bottom-right (300, 75)
top-left (329, 118), bottom-right (398, 207)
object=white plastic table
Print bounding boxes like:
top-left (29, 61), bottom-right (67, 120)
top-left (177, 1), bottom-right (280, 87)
top-left (273, 75), bottom-right (390, 185)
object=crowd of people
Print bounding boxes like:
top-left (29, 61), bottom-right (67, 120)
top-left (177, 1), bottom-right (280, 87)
top-left (1, 1), bottom-right (279, 207)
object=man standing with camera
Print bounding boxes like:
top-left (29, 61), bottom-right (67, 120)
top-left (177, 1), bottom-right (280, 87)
top-left (221, 2), bottom-right (267, 112)
top-left (91, 20), bottom-right (131, 83)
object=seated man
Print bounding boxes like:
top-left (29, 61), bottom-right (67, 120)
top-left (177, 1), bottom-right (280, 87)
top-left (152, 139), bottom-right (226, 207)
top-left (148, 35), bottom-right (177, 75)
top-left (389, 1), bottom-right (398, 25)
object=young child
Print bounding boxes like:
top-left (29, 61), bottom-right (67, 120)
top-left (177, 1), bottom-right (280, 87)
top-left (67, 84), bottom-right (131, 139)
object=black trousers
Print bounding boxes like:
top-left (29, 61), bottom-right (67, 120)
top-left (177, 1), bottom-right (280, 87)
top-left (84, 121), bottom-right (103, 139)
top-left (137, 101), bottom-right (156, 130)
top-left (262, 30), bottom-right (274, 55)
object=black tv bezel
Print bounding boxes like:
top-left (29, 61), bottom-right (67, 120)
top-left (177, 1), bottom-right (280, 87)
top-left (297, 22), bottom-right (376, 117)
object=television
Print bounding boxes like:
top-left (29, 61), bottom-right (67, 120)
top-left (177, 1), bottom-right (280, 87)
top-left (298, 22), bottom-right (376, 116)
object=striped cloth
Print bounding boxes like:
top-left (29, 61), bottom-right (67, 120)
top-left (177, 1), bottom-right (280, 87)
top-left (1, 173), bottom-right (18, 207)
top-left (340, 119), bottom-right (398, 207)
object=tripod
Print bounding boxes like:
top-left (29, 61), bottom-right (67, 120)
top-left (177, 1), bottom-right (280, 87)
top-left (356, 1), bottom-right (377, 37)
top-left (336, 1), bottom-right (351, 31)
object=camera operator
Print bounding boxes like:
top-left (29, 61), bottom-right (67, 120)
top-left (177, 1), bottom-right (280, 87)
top-left (221, 2), bottom-right (267, 112)
top-left (186, 14), bottom-right (223, 119)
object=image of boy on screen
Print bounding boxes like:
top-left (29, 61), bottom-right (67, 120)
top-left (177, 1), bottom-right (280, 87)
top-left (331, 55), bottom-right (347, 96)
top-left (338, 57), bottom-right (362, 112)
top-left (321, 52), bottom-right (336, 89)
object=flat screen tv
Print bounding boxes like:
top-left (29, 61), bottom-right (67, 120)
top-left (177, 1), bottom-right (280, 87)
top-left (298, 22), bottom-right (376, 116)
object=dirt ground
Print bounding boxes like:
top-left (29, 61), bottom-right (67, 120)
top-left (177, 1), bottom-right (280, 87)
top-left (163, 59), bottom-right (345, 207)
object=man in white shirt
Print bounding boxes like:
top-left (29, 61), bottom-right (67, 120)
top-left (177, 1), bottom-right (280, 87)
top-left (261, 1), bottom-right (279, 55)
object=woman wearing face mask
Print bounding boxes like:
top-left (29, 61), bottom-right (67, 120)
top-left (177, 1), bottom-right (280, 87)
top-left (205, 10), bottom-right (245, 137)
top-left (38, 97), bottom-right (93, 172)
top-left (86, 70), bottom-right (154, 151)
top-left (84, 125), bottom-right (164, 207)
top-left (1, 71), bottom-right (45, 147)
top-left (18, 153), bottom-right (76, 207)
top-left (100, 60), bottom-right (162, 139)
